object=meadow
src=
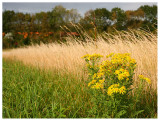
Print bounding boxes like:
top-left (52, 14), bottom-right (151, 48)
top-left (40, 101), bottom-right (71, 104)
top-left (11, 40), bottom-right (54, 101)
top-left (2, 29), bottom-right (157, 118)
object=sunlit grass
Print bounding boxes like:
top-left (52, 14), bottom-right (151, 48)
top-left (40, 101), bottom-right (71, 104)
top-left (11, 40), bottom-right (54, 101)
top-left (3, 29), bottom-right (157, 91)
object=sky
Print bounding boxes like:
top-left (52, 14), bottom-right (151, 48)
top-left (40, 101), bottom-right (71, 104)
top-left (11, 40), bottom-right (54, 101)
top-left (2, 2), bottom-right (157, 16)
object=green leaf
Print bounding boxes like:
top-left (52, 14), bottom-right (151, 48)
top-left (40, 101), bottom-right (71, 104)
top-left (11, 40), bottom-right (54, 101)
top-left (72, 105), bottom-right (83, 118)
top-left (58, 114), bottom-right (66, 118)
top-left (102, 113), bottom-right (111, 118)
top-left (115, 110), bottom-right (127, 118)
top-left (132, 110), bottom-right (144, 118)
top-left (121, 105), bottom-right (128, 109)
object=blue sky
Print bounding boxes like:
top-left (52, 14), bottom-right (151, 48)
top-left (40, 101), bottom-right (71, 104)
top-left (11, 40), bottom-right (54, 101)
top-left (3, 2), bottom-right (157, 16)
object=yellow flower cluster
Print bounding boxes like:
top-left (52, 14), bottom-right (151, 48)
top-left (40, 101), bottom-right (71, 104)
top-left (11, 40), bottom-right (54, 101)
top-left (88, 79), bottom-right (105, 89)
top-left (106, 53), bottom-right (114, 58)
top-left (88, 79), bottom-right (96, 87)
top-left (82, 53), bottom-right (103, 61)
top-left (92, 72), bottom-right (104, 79)
top-left (91, 82), bottom-right (104, 89)
top-left (82, 53), bottom-right (136, 97)
top-left (111, 53), bottom-right (136, 67)
top-left (139, 75), bottom-right (151, 84)
top-left (107, 83), bottom-right (126, 96)
top-left (86, 64), bottom-right (99, 69)
top-left (98, 53), bottom-right (136, 77)
top-left (115, 68), bottom-right (130, 81)
top-left (99, 60), bottom-right (114, 76)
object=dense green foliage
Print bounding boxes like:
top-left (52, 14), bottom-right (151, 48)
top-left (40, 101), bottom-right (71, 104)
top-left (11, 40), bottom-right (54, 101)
top-left (3, 59), bottom-right (157, 118)
top-left (2, 5), bottom-right (157, 49)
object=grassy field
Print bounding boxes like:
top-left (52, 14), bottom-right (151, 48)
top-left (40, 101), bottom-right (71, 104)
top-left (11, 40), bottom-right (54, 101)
top-left (3, 59), bottom-right (91, 118)
top-left (2, 29), bottom-right (157, 118)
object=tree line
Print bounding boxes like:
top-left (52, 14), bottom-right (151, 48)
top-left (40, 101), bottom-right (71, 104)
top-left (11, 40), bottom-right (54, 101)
top-left (2, 5), bottom-right (157, 48)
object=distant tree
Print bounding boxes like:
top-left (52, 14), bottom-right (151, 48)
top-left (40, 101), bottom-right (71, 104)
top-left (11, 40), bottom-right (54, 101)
top-left (79, 9), bottom-right (94, 29)
top-left (139, 5), bottom-right (157, 31)
top-left (67, 9), bottom-right (81, 23)
top-left (29, 14), bottom-right (36, 32)
top-left (94, 8), bottom-right (111, 32)
top-left (80, 8), bottom-right (111, 32)
top-left (125, 9), bottom-right (144, 29)
top-left (14, 12), bottom-right (25, 32)
top-left (3, 10), bottom-right (15, 32)
top-left (35, 12), bottom-right (44, 31)
top-left (139, 5), bottom-right (157, 23)
top-left (111, 7), bottom-right (127, 30)
top-left (49, 5), bottom-right (67, 31)
top-left (40, 12), bottom-right (50, 32)
top-left (24, 13), bottom-right (31, 32)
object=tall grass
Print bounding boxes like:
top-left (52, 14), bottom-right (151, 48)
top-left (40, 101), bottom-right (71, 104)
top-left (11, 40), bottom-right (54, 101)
top-left (2, 28), bottom-right (157, 118)
top-left (3, 29), bottom-right (157, 91)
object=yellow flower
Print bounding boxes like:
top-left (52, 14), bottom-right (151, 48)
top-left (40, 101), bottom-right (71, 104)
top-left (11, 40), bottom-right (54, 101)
top-left (91, 82), bottom-right (103, 89)
top-left (81, 54), bottom-right (90, 59)
top-left (107, 90), bottom-right (112, 96)
top-left (115, 68), bottom-right (130, 81)
top-left (139, 75), bottom-right (151, 84)
top-left (82, 53), bottom-right (103, 61)
top-left (139, 75), bottom-right (145, 79)
top-left (109, 53), bottom-right (136, 68)
top-left (145, 78), bottom-right (151, 84)
top-left (97, 72), bottom-right (104, 78)
top-left (99, 79), bottom-right (105, 83)
top-left (106, 53), bottom-right (114, 58)
top-left (114, 88), bottom-right (119, 93)
top-left (107, 84), bottom-right (126, 96)
top-left (92, 73), bottom-right (97, 79)
top-left (118, 74), bottom-right (123, 80)
top-left (119, 86), bottom-right (126, 94)
top-left (88, 80), bottom-right (96, 87)
top-left (115, 70), bottom-right (120, 74)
